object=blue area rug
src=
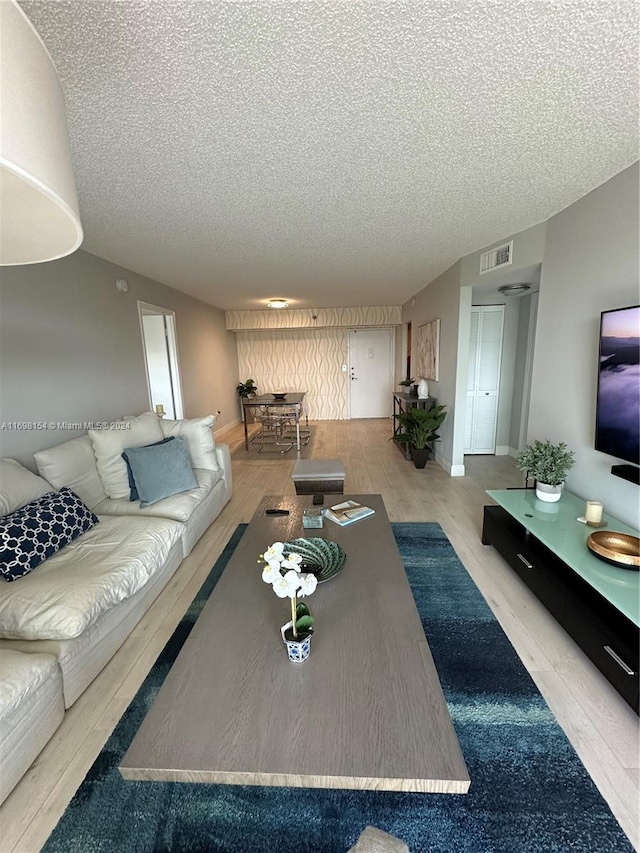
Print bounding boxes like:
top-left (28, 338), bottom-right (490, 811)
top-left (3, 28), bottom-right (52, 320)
top-left (43, 523), bottom-right (631, 853)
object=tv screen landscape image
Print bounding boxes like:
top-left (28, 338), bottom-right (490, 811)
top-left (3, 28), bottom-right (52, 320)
top-left (595, 305), bottom-right (640, 466)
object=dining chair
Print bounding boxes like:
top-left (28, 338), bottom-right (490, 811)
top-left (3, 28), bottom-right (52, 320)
top-left (251, 406), bottom-right (294, 453)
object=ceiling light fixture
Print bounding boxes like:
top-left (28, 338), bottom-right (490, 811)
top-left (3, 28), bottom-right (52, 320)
top-left (0, 0), bottom-right (83, 265)
top-left (498, 284), bottom-right (531, 296)
top-left (267, 299), bottom-right (289, 309)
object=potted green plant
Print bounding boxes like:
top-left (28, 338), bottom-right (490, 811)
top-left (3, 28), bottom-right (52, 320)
top-left (398, 377), bottom-right (415, 392)
top-left (515, 439), bottom-right (575, 502)
top-left (391, 404), bottom-right (447, 468)
top-left (236, 378), bottom-right (257, 398)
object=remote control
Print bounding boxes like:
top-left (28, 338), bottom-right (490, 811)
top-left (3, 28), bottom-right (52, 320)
top-left (265, 508), bottom-right (290, 515)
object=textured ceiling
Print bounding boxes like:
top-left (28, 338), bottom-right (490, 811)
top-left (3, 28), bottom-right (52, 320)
top-left (19, 0), bottom-right (639, 310)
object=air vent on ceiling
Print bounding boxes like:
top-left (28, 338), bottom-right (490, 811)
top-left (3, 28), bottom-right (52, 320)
top-left (479, 241), bottom-right (513, 275)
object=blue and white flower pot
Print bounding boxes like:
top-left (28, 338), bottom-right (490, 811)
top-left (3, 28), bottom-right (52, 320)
top-left (280, 621), bottom-right (312, 663)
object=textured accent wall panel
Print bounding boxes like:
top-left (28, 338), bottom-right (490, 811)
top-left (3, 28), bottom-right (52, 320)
top-left (237, 330), bottom-right (349, 420)
top-left (226, 306), bottom-right (402, 331)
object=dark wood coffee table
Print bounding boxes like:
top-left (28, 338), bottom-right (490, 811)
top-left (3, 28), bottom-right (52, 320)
top-left (120, 495), bottom-right (470, 793)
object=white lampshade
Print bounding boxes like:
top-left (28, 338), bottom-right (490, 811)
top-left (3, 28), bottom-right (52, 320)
top-left (0, 0), bottom-right (82, 265)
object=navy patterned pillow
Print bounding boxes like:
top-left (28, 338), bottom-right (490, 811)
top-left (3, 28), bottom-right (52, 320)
top-left (0, 487), bottom-right (99, 582)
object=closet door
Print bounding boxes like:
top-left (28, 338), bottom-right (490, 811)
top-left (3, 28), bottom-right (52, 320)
top-left (464, 305), bottom-right (504, 454)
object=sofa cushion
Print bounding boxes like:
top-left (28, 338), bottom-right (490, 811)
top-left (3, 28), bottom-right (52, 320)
top-left (0, 515), bottom-right (183, 640)
top-left (0, 488), bottom-right (99, 582)
top-left (89, 412), bottom-right (164, 499)
top-left (0, 649), bottom-right (65, 805)
top-left (123, 437), bottom-right (174, 501)
top-left (0, 649), bottom-right (61, 719)
top-left (0, 459), bottom-right (52, 517)
top-left (160, 415), bottom-right (219, 472)
top-left (34, 435), bottom-right (108, 510)
top-left (122, 436), bottom-right (197, 507)
top-left (94, 468), bottom-right (221, 523)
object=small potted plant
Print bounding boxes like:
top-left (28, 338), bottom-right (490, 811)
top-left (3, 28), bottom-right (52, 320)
top-left (236, 378), bottom-right (257, 398)
top-left (398, 377), bottom-right (415, 393)
top-left (516, 439), bottom-right (575, 502)
top-left (391, 404), bottom-right (447, 468)
top-left (260, 541), bottom-right (318, 662)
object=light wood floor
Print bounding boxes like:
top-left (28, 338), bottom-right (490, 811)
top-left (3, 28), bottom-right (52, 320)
top-left (2, 420), bottom-right (638, 852)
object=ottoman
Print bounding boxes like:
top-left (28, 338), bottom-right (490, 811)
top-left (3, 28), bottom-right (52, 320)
top-left (291, 459), bottom-right (345, 495)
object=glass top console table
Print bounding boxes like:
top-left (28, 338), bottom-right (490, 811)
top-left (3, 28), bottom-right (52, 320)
top-left (483, 488), bottom-right (639, 712)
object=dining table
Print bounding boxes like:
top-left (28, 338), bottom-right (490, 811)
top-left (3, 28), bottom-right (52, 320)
top-left (242, 392), bottom-right (307, 451)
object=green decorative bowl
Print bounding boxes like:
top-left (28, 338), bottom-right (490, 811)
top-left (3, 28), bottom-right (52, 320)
top-left (283, 537), bottom-right (346, 583)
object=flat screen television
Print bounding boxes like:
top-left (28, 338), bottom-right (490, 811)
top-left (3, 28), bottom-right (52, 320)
top-left (595, 304), bottom-right (640, 466)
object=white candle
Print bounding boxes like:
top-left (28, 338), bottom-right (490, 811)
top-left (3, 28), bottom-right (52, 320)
top-left (155, 404), bottom-right (165, 415)
top-left (585, 501), bottom-right (603, 524)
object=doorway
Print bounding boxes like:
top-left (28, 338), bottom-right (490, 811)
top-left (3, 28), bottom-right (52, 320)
top-left (138, 302), bottom-right (184, 419)
top-left (464, 305), bottom-right (504, 454)
top-left (349, 328), bottom-right (393, 418)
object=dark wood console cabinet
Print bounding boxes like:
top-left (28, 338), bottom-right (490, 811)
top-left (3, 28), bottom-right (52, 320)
top-left (483, 504), bottom-right (639, 713)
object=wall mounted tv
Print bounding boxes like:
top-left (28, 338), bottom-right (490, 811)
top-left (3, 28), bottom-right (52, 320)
top-left (595, 305), bottom-right (640, 470)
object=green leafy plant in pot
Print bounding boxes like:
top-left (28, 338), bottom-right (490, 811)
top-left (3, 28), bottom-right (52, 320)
top-left (515, 439), bottom-right (575, 502)
top-left (236, 378), bottom-right (257, 398)
top-left (391, 404), bottom-right (447, 468)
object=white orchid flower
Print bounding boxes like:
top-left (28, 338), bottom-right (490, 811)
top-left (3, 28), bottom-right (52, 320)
top-left (261, 563), bottom-right (281, 584)
top-left (272, 569), bottom-right (302, 599)
top-left (281, 555), bottom-right (302, 571)
top-left (298, 573), bottom-right (318, 597)
top-left (263, 542), bottom-right (285, 562)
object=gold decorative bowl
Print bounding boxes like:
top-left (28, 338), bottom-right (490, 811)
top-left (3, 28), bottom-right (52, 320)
top-left (586, 531), bottom-right (640, 571)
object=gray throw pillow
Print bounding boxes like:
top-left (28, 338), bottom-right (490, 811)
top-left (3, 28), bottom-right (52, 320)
top-left (122, 436), bottom-right (197, 506)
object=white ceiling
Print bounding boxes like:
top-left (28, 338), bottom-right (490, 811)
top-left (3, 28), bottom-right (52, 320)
top-left (20, 0), bottom-right (639, 311)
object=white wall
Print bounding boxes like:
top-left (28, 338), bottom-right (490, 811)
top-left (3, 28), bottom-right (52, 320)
top-left (460, 222), bottom-right (546, 288)
top-left (510, 293), bottom-right (533, 450)
top-left (402, 261), bottom-right (464, 472)
top-left (528, 162), bottom-right (639, 527)
top-left (0, 250), bottom-right (239, 467)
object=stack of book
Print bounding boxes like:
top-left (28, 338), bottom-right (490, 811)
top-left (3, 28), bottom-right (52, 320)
top-left (324, 500), bottom-right (375, 527)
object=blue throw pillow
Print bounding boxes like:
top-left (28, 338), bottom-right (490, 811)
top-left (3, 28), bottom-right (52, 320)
top-left (0, 487), bottom-right (99, 582)
top-left (123, 436), bottom-right (175, 501)
top-left (122, 436), bottom-right (197, 507)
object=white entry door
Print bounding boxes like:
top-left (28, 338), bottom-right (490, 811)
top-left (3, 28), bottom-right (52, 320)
top-left (464, 305), bottom-right (504, 454)
top-left (349, 329), bottom-right (393, 418)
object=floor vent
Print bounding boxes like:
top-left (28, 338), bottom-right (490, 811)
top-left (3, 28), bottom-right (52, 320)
top-left (480, 241), bottom-right (513, 275)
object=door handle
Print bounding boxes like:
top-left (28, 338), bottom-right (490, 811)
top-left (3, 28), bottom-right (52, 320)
top-left (603, 645), bottom-right (635, 675)
top-left (517, 553), bottom-right (533, 569)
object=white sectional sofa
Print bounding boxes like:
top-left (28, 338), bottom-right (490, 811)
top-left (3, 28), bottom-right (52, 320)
top-left (0, 413), bottom-right (232, 804)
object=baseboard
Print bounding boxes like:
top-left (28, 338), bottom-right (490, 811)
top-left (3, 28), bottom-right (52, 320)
top-left (495, 445), bottom-right (510, 456)
top-left (508, 446), bottom-right (519, 458)
top-left (214, 418), bottom-right (240, 439)
top-left (435, 451), bottom-right (465, 478)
